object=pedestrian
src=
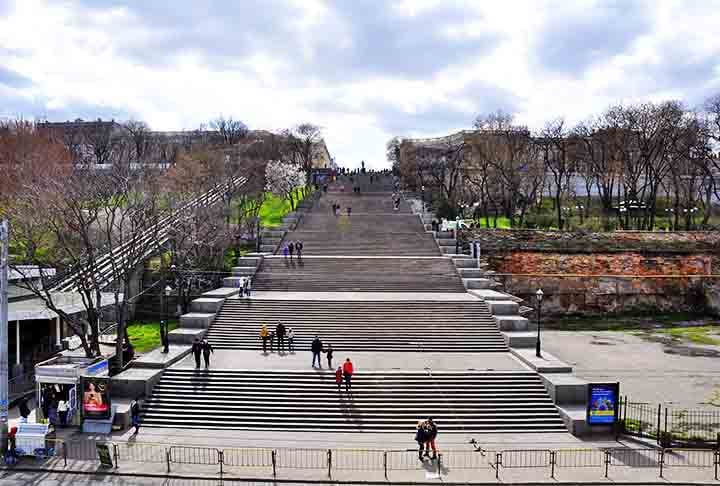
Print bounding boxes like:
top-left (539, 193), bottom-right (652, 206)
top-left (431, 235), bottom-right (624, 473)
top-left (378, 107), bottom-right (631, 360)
top-left (424, 418), bottom-right (438, 460)
top-left (415, 421), bottom-right (428, 461)
top-left (130, 398), bottom-right (141, 435)
top-left (295, 240), bottom-right (303, 259)
top-left (57, 399), bottom-right (68, 427)
top-left (335, 366), bottom-right (343, 391)
top-left (287, 327), bottom-right (295, 353)
top-left (260, 324), bottom-right (269, 354)
top-left (347, 207), bottom-right (352, 217)
top-left (283, 245), bottom-right (289, 260)
top-left (288, 241), bottom-right (295, 260)
top-left (269, 330), bottom-right (276, 353)
top-left (202, 339), bottom-right (214, 368)
top-left (18, 398), bottom-right (30, 423)
top-left (237, 275), bottom-right (246, 297)
top-left (326, 344), bottom-right (334, 369)
top-left (192, 338), bottom-right (202, 369)
top-left (244, 276), bottom-right (251, 297)
top-left (342, 358), bottom-right (354, 392)
top-left (276, 321), bottom-right (286, 352)
top-left (311, 336), bottom-right (323, 368)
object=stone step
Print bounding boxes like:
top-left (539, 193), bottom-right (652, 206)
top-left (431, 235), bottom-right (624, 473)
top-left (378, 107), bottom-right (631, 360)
top-left (488, 300), bottom-right (520, 316)
top-left (190, 298), bottom-right (225, 314)
top-left (439, 245), bottom-right (458, 254)
top-left (463, 278), bottom-right (499, 289)
top-left (167, 328), bottom-right (205, 344)
top-left (502, 331), bottom-right (537, 348)
top-left (260, 245), bottom-right (277, 253)
top-left (469, 289), bottom-right (512, 301)
top-left (494, 315), bottom-right (535, 332)
top-left (141, 370), bottom-right (567, 433)
top-left (179, 312), bottom-right (216, 329)
top-left (231, 266), bottom-right (256, 276)
top-left (453, 258), bottom-right (478, 268)
top-left (236, 257), bottom-right (261, 267)
top-left (458, 268), bottom-right (486, 278)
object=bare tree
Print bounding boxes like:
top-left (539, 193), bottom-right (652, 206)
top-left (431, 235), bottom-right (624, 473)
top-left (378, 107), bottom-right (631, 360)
top-left (538, 118), bottom-right (573, 230)
top-left (283, 123), bottom-right (322, 185)
top-left (123, 119), bottom-right (152, 162)
top-left (210, 116), bottom-right (249, 146)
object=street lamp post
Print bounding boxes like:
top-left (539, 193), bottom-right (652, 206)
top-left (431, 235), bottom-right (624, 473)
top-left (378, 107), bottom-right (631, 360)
top-left (535, 288), bottom-right (544, 358)
top-left (421, 186), bottom-right (425, 216)
top-left (0, 220), bottom-right (9, 451)
top-left (161, 284), bottom-right (172, 353)
top-left (455, 215), bottom-right (460, 254)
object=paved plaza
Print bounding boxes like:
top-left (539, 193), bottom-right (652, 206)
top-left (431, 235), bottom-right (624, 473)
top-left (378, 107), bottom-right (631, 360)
top-left (544, 330), bottom-right (720, 409)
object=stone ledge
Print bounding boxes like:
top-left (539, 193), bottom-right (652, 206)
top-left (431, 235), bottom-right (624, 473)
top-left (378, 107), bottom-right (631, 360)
top-left (540, 373), bottom-right (587, 405)
top-left (180, 312), bottom-right (216, 329)
top-left (510, 347), bottom-right (573, 373)
top-left (202, 287), bottom-right (241, 298)
top-left (191, 298), bottom-right (225, 314)
top-left (502, 331), bottom-right (536, 348)
top-left (168, 328), bottom-right (206, 344)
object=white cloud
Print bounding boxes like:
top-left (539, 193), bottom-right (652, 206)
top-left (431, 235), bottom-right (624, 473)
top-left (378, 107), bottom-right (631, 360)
top-left (1, 0), bottom-right (720, 168)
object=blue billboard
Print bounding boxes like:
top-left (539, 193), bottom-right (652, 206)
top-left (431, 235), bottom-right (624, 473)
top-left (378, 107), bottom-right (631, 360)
top-left (587, 383), bottom-right (619, 426)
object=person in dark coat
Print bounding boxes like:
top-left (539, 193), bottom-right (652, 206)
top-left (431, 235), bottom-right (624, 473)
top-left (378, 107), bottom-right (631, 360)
top-left (295, 240), bottom-right (303, 260)
top-left (130, 399), bottom-right (141, 435)
top-left (311, 336), bottom-right (323, 368)
top-left (192, 338), bottom-right (202, 369)
top-left (325, 344), bottom-right (334, 369)
top-left (202, 339), bottom-right (214, 368)
top-left (276, 322), bottom-right (286, 352)
top-left (288, 242), bottom-right (295, 260)
top-left (424, 418), bottom-right (438, 460)
top-left (415, 421), bottom-right (428, 461)
top-left (18, 398), bottom-right (30, 421)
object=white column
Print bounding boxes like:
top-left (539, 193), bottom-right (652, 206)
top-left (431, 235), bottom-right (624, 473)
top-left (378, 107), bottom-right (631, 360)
top-left (15, 320), bottom-right (20, 365)
top-left (55, 316), bottom-right (61, 346)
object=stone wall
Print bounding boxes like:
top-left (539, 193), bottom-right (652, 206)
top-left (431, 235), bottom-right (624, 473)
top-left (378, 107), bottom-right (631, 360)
top-left (474, 230), bottom-right (720, 316)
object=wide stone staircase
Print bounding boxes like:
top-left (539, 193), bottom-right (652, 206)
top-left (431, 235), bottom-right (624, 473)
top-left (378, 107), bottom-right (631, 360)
top-left (205, 299), bottom-right (508, 352)
top-left (140, 369), bottom-right (567, 432)
top-left (251, 256), bottom-right (465, 293)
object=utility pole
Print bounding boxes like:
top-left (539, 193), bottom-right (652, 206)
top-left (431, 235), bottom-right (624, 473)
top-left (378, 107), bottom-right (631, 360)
top-left (0, 219), bottom-right (10, 452)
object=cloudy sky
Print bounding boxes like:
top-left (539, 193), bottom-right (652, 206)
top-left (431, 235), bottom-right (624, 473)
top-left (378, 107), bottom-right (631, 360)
top-left (1, 0), bottom-right (720, 168)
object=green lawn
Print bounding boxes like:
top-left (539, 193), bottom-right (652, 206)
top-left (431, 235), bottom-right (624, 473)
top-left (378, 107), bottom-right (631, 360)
top-left (473, 217), bottom-right (512, 229)
top-left (258, 188), bottom-right (307, 228)
top-left (660, 326), bottom-right (720, 346)
top-left (546, 312), bottom-right (716, 331)
top-left (127, 320), bottom-right (178, 353)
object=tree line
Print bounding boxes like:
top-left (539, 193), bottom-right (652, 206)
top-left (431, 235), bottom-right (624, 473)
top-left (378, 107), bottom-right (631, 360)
top-left (1, 117), bottom-right (324, 362)
top-left (390, 95), bottom-right (720, 231)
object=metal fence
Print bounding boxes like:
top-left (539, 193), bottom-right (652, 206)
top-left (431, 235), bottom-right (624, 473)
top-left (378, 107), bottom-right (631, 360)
top-left (621, 396), bottom-right (720, 446)
top-left (8, 440), bottom-right (720, 482)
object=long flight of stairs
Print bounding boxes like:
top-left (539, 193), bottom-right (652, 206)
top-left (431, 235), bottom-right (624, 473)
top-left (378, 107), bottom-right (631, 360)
top-left (252, 256), bottom-right (465, 293)
top-left (205, 299), bottom-right (508, 352)
top-left (141, 369), bottom-right (567, 432)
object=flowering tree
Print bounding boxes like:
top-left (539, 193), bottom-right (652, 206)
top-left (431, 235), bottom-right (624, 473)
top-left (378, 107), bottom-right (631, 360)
top-left (265, 159), bottom-right (305, 210)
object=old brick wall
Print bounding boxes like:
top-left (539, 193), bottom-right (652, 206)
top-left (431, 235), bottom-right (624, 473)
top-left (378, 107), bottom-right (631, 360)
top-left (475, 230), bottom-right (720, 315)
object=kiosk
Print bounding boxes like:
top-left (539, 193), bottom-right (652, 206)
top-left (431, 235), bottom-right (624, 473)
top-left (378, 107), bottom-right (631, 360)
top-left (34, 356), bottom-right (109, 429)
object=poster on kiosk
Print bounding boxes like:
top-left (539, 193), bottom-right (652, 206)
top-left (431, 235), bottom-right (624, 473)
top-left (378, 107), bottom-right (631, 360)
top-left (82, 377), bottom-right (111, 420)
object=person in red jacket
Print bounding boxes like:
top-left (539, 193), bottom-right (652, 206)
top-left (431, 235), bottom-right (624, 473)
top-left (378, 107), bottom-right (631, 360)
top-left (342, 358), bottom-right (354, 392)
top-left (335, 366), bottom-right (343, 391)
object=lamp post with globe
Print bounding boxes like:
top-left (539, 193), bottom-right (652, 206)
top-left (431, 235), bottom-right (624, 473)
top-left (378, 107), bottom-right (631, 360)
top-left (535, 288), bottom-right (544, 358)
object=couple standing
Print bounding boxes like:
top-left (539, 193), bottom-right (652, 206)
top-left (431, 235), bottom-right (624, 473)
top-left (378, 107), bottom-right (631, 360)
top-left (415, 418), bottom-right (439, 461)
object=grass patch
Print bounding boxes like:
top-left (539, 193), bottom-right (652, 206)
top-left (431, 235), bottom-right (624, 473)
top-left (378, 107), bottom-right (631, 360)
top-left (473, 217), bottom-right (512, 229)
top-left (546, 311), bottom-right (714, 331)
top-left (659, 326), bottom-right (720, 346)
top-left (258, 188), bottom-right (307, 228)
top-left (127, 320), bottom-right (178, 353)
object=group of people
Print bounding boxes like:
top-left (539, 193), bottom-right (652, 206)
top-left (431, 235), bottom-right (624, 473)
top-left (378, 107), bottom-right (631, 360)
top-left (331, 202), bottom-right (351, 217)
top-left (39, 385), bottom-right (69, 427)
top-left (260, 322), bottom-right (295, 353)
top-left (334, 358), bottom-right (354, 393)
top-left (391, 192), bottom-right (401, 211)
top-left (415, 418), bottom-right (439, 461)
top-left (192, 338), bottom-right (215, 368)
top-left (237, 275), bottom-right (252, 297)
top-left (282, 240), bottom-right (304, 260)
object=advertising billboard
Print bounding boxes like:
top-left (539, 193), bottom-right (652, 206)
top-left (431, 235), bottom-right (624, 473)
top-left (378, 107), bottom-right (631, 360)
top-left (82, 377), bottom-right (111, 420)
top-left (587, 382), bottom-right (619, 426)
